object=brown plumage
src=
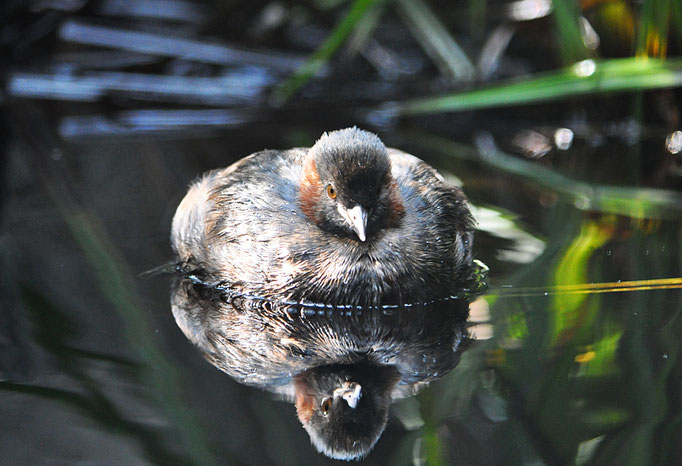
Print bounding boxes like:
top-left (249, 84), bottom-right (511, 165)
top-left (170, 127), bottom-right (477, 460)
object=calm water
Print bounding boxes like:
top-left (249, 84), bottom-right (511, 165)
top-left (2, 2), bottom-right (681, 465)
top-left (1, 115), bottom-right (680, 465)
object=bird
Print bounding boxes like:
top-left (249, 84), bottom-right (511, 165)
top-left (170, 127), bottom-right (477, 460)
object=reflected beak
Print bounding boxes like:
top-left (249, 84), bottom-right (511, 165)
top-left (337, 205), bottom-right (368, 242)
top-left (333, 382), bottom-right (362, 409)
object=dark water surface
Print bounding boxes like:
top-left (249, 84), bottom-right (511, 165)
top-left (2, 2), bottom-right (681, 465)
top-left (2, 111), bottom-right (680, 465)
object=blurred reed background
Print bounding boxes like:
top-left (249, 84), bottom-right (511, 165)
top-left (0, 1), bottom-right (680, 465)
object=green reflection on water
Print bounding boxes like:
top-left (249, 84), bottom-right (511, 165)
top-left (551, 218), bottom-right (612, 344)
top-left (409, 199), bottom-right (680, 465)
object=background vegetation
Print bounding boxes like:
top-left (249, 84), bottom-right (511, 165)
top-left (1, 0), bottom-right (680, 464)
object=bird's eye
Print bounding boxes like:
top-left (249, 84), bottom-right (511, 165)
top-left (326, 184), bottom-right (336, 199)
top-left (321, 397), bottom-right (332, 416)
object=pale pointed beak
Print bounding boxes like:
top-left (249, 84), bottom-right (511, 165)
top-left (333, 382), bottom-right (362, 409)
top-left (337, 204), bottom-right (368, 242)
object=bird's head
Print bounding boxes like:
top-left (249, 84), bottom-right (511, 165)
top-left (300, 127), bottom-right (403, 242)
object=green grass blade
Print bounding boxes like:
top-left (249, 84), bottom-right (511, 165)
top-left (273, 0), bottom-right (379, 102)
top-left (343, 0), bottom-right (386, 57)
top-left (36, 177), bottom-right (217, 464)
top-left (395, 0), bottom-right (475, 81)
top-left (409, 131), bottom-right (682, 219)
top-left (637, 0), bottom-right (672, 57)
top-left (57, 207), bottom-right (217, 464)
top-left (397, 57), bottom-right (682, 114)
top-left (551, 0), bottom-right (590, 63)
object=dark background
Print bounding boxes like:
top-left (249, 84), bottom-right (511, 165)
top-left (1, 1), bottom-right (681, 464)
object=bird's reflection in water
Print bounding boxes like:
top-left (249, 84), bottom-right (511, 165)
top-left (171, 277), bottom-right (474, 460)
top-left (169, 128), bottom-right (482, 459)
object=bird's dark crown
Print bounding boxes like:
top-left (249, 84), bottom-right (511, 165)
top-left (312, 127), bottom-right (390, 208)
top-left (300, 127), bottom-right (400, 242)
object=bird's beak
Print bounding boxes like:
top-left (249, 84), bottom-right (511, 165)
top-left (337, 204), bottom-right (368, 242)
top-left (333, 381), bottom-right (362, 409)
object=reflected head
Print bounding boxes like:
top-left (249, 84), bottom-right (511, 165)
top-left (293, 362), bottom-right (400, 460)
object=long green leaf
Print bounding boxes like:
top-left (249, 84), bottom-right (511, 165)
top-left (397, 57), bottom-right (682, 114)
top-left (273, 0), bottom-right (379, 102)
top-left (551, 0), bottom-right (590, 63)
top-left (395, 0), bottom-right (475, 81)
top-left (637, 0), bottom-right (673, 57)
top-left (45, 187), bottom-right (216, 464)
top-left (409, 131), bottom-right (682, 219)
